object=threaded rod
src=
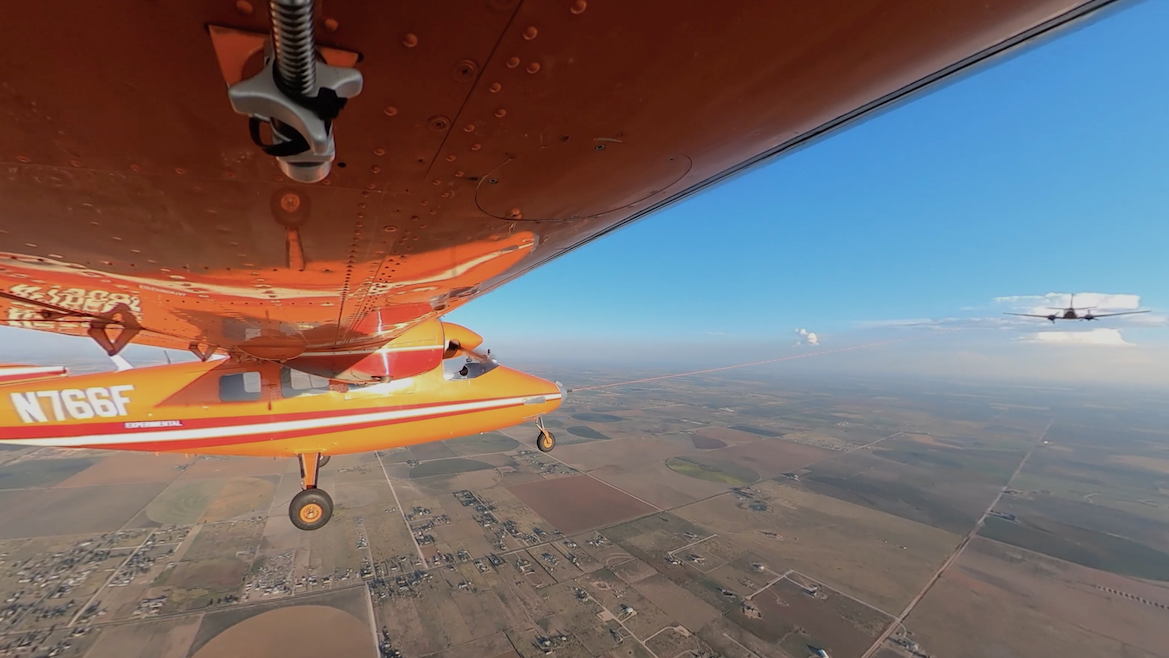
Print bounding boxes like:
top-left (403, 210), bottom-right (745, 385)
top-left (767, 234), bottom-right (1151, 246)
top-left (270, 0), bottom-right (317, 97)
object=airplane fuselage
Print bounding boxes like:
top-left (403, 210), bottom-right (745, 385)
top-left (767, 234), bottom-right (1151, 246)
top-left (0, 355), bottom-right (562, 457)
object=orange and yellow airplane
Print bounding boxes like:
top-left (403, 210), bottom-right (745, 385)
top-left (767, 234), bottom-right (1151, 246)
top-left (0, 0), bottom-right (1125, 529)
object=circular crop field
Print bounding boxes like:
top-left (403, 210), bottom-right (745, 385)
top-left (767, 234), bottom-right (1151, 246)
top-left (408, 458), bottom-right (494, 479)
top-left (190, 605), bottom-right (369, 658)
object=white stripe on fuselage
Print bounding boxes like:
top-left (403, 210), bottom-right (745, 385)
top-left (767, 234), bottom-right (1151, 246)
top-left (4, 394), bottom-right (561, 447)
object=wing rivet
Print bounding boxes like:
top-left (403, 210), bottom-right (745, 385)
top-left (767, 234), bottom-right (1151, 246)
top-left (432, 179), bottom-right (442, 185)
top-left (570, 0), bottom-right (587, 14)
top-left (470, 143), bottom-right (482, 151)
top-left (454, 170), bottom-right (464, 177)
top-left (384, 226), bottom-right (397, 232)
top-left (526, 62), bottom-right (541, 74)
top-left (323, 18), bottom-right (339, 32)
top-left (489, 82), bottom-right (502, 93)
top-left (374, 148), bottom-right (385, 156)
top-left (384, 106), bottom-right (399, 117)
top-left (371, 165), bottom-right (381, 174)
top-left (402, 33), bottom-right (418, 48)
top-left (446, 154), bottom-right (457, 162)
top-left (506, 57), bottom-right (520, 68)
top-left (523, 26), bottom-right (538, 41)
top-left (235, 1), bottom-right (254, 16)
top-left (453, 59), bottom-right (479, 82)
top-left (495, 108), bottom-right (507, 118)
top-left (463, 123), bottom-right (476, 133)
top-left (428, 116), bottom-right (450, 132)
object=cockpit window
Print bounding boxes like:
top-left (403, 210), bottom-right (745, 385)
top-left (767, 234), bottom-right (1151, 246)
top-left (219, 371), bottom-right (262, 402)
top-left (281, 367), bottom-right (332, 398)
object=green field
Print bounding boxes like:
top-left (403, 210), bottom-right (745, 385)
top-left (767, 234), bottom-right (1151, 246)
top-left (979, 515), bottom-right (1169, 581)
top-left (566, 425), bottom-right (611, 440)
top-left (444, 432), bottom-right (520, 455)
top-left (571, 412), bottom-right (623, 423)
top-left (665, 456), bottom-right (758, 485)
top-left (0, 457), bottom-right (96, 489)
top-left (409, 458), bottom-right (495, 478)
top-left (728, 425), bottom-right (784, 437)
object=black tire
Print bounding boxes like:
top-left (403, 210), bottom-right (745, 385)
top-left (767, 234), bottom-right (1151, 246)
top-left (537, 430), bottom-right (556, 453)
top-left (317, 454), bottom-right (331, 469)
top-left (289, 488), bottom-right (333, 531)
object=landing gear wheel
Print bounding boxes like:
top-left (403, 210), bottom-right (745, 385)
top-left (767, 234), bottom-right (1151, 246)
top-left (537, 429), bottom-right (556, 453)
top-left (317, 454), bottom-right (330, 469)
top-left (289, 488), bottom-right (333, 531)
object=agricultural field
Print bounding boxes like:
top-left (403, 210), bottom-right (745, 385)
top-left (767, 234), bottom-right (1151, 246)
top-left (0, 370), bottom-right (1161, 658)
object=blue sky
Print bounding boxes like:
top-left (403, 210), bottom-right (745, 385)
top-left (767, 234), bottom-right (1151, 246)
top-left (448, 0), bottom-right (1169, 383)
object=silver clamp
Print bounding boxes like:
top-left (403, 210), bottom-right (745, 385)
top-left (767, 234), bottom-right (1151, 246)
top-left (227, 43), bottom-right (363, 183)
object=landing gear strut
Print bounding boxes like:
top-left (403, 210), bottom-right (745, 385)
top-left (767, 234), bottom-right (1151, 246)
top-left (535, 418), bottom-right (556, 453)
top-left (290, 452), bottom-right (333, 531)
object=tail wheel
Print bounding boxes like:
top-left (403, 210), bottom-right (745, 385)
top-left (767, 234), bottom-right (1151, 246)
top-left (537, 429), bottom-right (556, 453)
top-left (289, 488), bottom-right (333, 531)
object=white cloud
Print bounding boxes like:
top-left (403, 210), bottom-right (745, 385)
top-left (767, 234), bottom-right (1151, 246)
top-left (1021, 328), bottom-right (1132, 346)
top-left (795, 328), bottom-right (819, 347)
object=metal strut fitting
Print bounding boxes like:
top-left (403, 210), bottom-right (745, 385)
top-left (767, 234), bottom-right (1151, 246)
top-left (227, 0), bottom-right (363, 183)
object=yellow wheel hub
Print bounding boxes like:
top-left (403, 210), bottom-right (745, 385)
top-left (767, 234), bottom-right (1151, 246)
top-left (299, 503), bottom-right (323, 523)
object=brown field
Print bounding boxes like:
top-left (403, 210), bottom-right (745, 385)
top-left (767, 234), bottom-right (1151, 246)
top-left (740, 577), bottom-right (892, 658)
top-left (190, 605), bottom-right (371, 658)
top-left (553, 436), bottom-right (697, 472)
top-left (631, 573), bottom-right (722, 631)
top-left (200, 476), bottom-right (278, 522)
top-left (85, 615), bottom-right (204, 658)
top-left (56, 452), bottom-right (194, 487)
top-left (714, 439), bottom-right (835, 476)
top-left (903, 566), bottom-right (1160, 658)
top-left (0, 481), bottom-right (167, 538)
top-left (507, 475), bottom-right (657, 534)
top-left (1110, 454), bottom-right (1169, 475)
top-left (697, 427), bottom-right (764, 445)
top-left (171, 556), bottom-right (250, 591)
top-left (673, 480), bottom-right (960, 612)
top-left (592, 461), bottom-right (730, 509)
top-left (943, 537), bottom-right (1169, 656)
top-left (698, 615), bottom-right (788, 658)
top-left (430, 632), bottom-right (518, 658)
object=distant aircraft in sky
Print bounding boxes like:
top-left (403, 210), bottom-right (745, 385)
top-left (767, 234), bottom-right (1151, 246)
top-left (1004, 294), bottom-right (1150, 323)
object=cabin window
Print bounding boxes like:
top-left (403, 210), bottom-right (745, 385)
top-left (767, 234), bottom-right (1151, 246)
top-left (281, 367), bottom-right (331, 398)
top-left (219, 372), bottom-right (262, 402)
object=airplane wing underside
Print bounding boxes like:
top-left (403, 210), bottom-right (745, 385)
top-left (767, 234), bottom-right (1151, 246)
top-left (0, 0), bottom-right (1121, 360)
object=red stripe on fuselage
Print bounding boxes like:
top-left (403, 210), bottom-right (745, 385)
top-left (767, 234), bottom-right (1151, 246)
top-left (63, 402), bottom-right (524, 452)
top-left (0, 394), bottom-right (525, 441)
